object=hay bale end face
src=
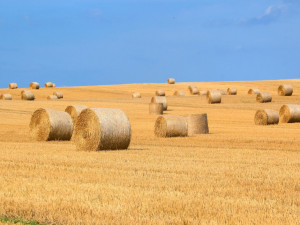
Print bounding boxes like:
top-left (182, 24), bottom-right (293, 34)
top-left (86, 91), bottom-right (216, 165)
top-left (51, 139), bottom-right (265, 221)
top-left (155, 90), bottom-right (165, 96)
top-left (173, 91), bottom-right (185, 96)
top-left (151, 96), bottom-right (168, 110)
top-left (248, 88), bottom-right (260, 94)
top-left (21, 91), bottom-right (35, 101)
top-left (45, 82), bottom-right (54, 88)
top-left (54, 92), bottom-right (63, 99)
top-left (256, 92), bottom-right (272, 103)
top-left (132, 92), bottom-right (141, 98)
top-left (207, 90), bottom-right (221, 104)
top-left (30, 82), bottom-right (40, 89)
top-left (167, 78), bottom-right (175, 84)
top-left (30, 108), bottom-right (73, 141)
top-left (9, 83), bottom-right (18, 89)
top-left (47, 95), bottom-right (58, 100)
top-left (65, 105), bottom-right (88, 125)
top-left (186, 114), bottom-right (209, 135)
top-left (279, 104), bottom-right (300, 123)
top-left (278, 84), bottom-right (293, 96)
top-left (227, 88), bottom-right (237, 95)
top-left (0, 94), bottom-right (12, 100)
top-left (149, 103), bottom-right (163, 115)
top-left (154, 115), bottom-right (188, 138)
top-left (74, 108), bottom-right (131, 151)
top-left (254, 109), bottom-right (279, 125)
top-left (188, 85), bottom-right (199, 95)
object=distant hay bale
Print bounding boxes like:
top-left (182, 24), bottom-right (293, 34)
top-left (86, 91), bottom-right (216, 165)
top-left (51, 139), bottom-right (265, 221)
top-left (9, 83), bottom-right (18, 89)
top-left (65, 105), bottom-right (88, 125)
top-left (74, 108), bottom-right (131, 151)
top-left (29, 82), bottom-right (40, 89)
top-left (0, 94), bottom-right (12, 100)
top-left (53, 83), bottom-right (56, 88)
top-left (199, 90), bottom-right (207, 96)
top-left (207, 90), bottom-right (221, 104)
top-left (132, 92), bottom-right (141, 98)
top-left (254, 109), bottom-right (279, 125)
top-left (167, 78), bottom-right (175, 84)
top-left (154, 115), bottom-right (188, 137)
top-left (47, 95), bottom-right (58, 100)
top-left (278, 84), bottom-right (293, 96)
top-left (45, 82), bottom-right (54, 88)
top-left (186, 114), bottom-right (209, 136)
top-left (173, 91), bottom-right (185, 96)
top-left (149, 103), bottom-right (163, 115)
top-left (29, 108), bottom-right (73, 141)
top-left (53, 91), bottom-right (63, 99)
top-left (217, 89), bottom-right (227, 95)
top-left (248, 88), bottom-right (260, 94)
top-left (21, 90), bottom-right (35, 101)
top-left (256, 92), bottom-right (272, 103)
top-left (155, 90), bottom-right (165, 96)
top-left (151, 96), bottom-right (168, 110)
top-left (279, 104), bottom-right (300, 123)
top-left (227, 88), bottom-right (237, 95)
top-left (188, 85), bottom-right (199, 95)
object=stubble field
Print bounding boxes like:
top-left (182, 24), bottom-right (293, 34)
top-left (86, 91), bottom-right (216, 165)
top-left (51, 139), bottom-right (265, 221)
top-left (0, 79), bottom-right (299, 225)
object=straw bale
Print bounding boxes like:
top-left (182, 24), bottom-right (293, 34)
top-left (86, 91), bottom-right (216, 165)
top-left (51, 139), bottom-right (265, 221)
top-left (45, 82), bottom-right (54, 88)
top-left (248, 88), bottom-right (260, 94)
top-left (54, 91), bottom-right (63, 99)
top-left (21, 91), bottom-right (35, 101)
top-left (256, 92), bottom-right (272, 103)
top-left (278, 84), bottom-right (293, 96)
top-left (279, 104), bottom-right (300, 123)
top-left (29, 82), bottom-right (40, 89)
top-left (227, 88), bottom-right (237, 95)
top-left (74, 108), bottom-right (131, 151)
top-left (132, 92), bottom-right (141, 98)
top-left (9, 83), bottom-right (18, 89)
top-left (186, 114), bottom-right (209, 135)
top-left (207, 90), bottom-right (221, 104)
top-left (217, 89), bottom-right (227, 95)
top-left (155, 90), bottom-right (165, 96)
top-left (151, 96), bottom-right (168, 110)
top-left (29, 108), bottom-right (73, 141)
top-left (47, 95), bottom-right (58, 100)
top-left (199, 90), bottom-right (207, 96)
top-left (173, 91), bottom-right (185, 96)
top-left (154, 115), bottom-right (188, 137)
top-left (188, 85), bottom-right (199, 95)
top-left (0, 94), bottom-right (12, 100)
top-left (149, 103), bottom-right (163, 115)
top-left (65, 105), bottom-right (88, 125)
top-left (254, 109), bottom-right (279, 125)
top-left (167, 78), bottom-right (175, 84)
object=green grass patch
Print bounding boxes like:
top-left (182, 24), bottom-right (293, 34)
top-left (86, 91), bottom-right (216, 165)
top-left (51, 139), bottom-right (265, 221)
top-left (0, 217), bottom-right (45, 225)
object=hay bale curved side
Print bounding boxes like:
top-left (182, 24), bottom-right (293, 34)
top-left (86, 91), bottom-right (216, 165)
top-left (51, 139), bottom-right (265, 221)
top-left (248, 88), bottom-right (260, 94)
top-left (155, 90), bottom-right (165, 96)
top-left (256, 92), bottom-right (272, 103)
top-left (45, 82), bottom-right (54, 88)
top-left (188, 85), bottom-right (199, 95)
top-left (54, 92), bottom-right (63, 99)
top-left (151, 96), bottom-right (168, 110)
top-left (0, 94), bottom-right (12, 100)
top-left (65, 105), bottom-right (88, 126)
top-left (227, 88), bottom-right (237, 95)
top-left (167, 78), bottom-right (175, 84)
top-left (154, 115), bottom-right (188, 137)
top-left (30, 82), bottom-right (40, 89)
top-left (9, 83), bottom-right (18, 89)
top-left (47, 95), bottom-right (58, 100)
top-left (149, 103), bottom-right (163, 115)
top-left (74, 108), bottom-right (131, 151)
top-left (278, 84), bottom-right (293, 96)
top-left (21, 91), bottom-right (35, 101)
top-left (254, 109), bottom-right (279, 125)
top-left (186, 114), bottom-right (209, 135)
top-left (207, 90), bottom-right (221, 104)
top-left (30, 108), bottom-right (73, 141)
top-left (173, 91), bottom-right (185, 96)
top-left (132, 92), bottom-right (141, 98)
top-left (279, 104), bottom-right (300, 123)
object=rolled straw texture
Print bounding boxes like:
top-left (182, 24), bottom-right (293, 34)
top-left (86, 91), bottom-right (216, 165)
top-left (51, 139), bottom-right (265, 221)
top-left (151, 96), bottom-right (168, 110)
top-left (188, 85), bottom-right (199, 95)
top-left (154, 115), bottom-right (188, 137)
top-left (199, 90), bottom-right (208, 96)
top-left (45, 82), bottom-right (54, 88)
top-left (65, 105), bottom-right (88, 126)
top-left (132, 92), bottom-right (141, 98)
top-left (29, 82), bottom-right (40, 89)
top-left (227, 88), bottom-right (237, 95)
top-left (256, 92), bottom-right (272, 103)
top-left (155, 90), bottom-right (165, 96)
top-left (217, 89), bottom-right (227, 95)
top-left (207, 90), bottom-right (221, 104)
top-left (9, 83), bottom-right (18, 89)
top-left (279, 104), bottom-right (300, 123)
top-left (0, 94), bottom-right (12, 100)
top-left (54, 91), bottom-right (63, 99)
top-left (248, 88), bottom-right (260, 94)
top-left (47, 95), bottom-right (58, 100)
top-left (21, 91), bottom-right (35, 101)
top-left (186, 114), bottom-right (209, 136)
top-left (167, 78), bottom-right (175, 84)
top-left (278, 84), bottom-right (293, 96)
top-left (29, 108), bottom-right (73, 141)
top-left (173, 91), bottom-right (185, 96)
top-left (254, 109), bottom-right (279, 125)
top-left (149, 103), bottom-right (163, 115)
top-left (74, 108), bottom-right (131, 151)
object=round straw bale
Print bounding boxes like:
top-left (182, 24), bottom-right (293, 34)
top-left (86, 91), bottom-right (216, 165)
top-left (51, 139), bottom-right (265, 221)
top-left (155, 90), bottom-right (165, 96)
top-left (186, 114), bottom-right (209, 136)
top-left (74, 108), bottom-right (131, 151)
top-left (151, 96), bottom-right (168, 110)
top-left (227, 88), bottom-right (237, 95)
top-left (29, 108), bottom-right (73, 141)
top-left (154, 115), bottom-right (188, 138)
top-left (207, 90), bottom-right (221, 104)
top-left (173, 91), bottom-right (185, 96)
top-left (217, 89), bottom-right (227, 95)
top-left (53, 91), bottom-right (63, 99)
top-left (53, 83), bottom-right (56, 88)
top-left (199, 90), bottom-right (208, 96)
top-left (29, 82), bottom-right (40, 89)
top-left (47, 95), bottom-right (58, 100)
top-left (188, 85), bottom-right (199, 95)
top-left (21, 91), bottom-right (35, 101)
top-left (149, 103), bottom-right (163, 115)
top-left (254, 109), bottom-right (279, 125)
top-left (0, 94), bottom-right (12, 100)
top-left (248, 88), bottom-right (260, 94)
top-left (278, 84), bottom-right (293, 96)
top-left (256, 92), bottom-right (272, 103)
top-left (279, 104), bottom-right (300, 123)
top-left (167, 78), bottom-right (175, 84)
top-left (9, 83), bottom-right (18, 89)
top-left (45, 82), bottom-right (54, 88)
top-left (65, 105), bottom-right (88, 125)
top-left (132, 92), bottom-right (141, 98)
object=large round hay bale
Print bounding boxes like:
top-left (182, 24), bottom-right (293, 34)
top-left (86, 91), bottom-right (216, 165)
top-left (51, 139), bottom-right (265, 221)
top-left (74, 108), bottom-right (131, 151)
top-left (154, 115), bottom-right (188, 137)
top-left (256, 92), bottom-right (272, 103)
top-left (227, 88), bottom-right (237, 95)
top-left (29, 108), bottom-right (73, 141)
top-left (207, 90), bottom-right (221, 104)
top-left (132, 92), bottom-right (141, 98)
top-left (45, 82), bottom-right (54, 88)
top-left (186, 114), bottom-right (209, 136)
top-left (278, 84), bottom-right (293, 96)
top-left (47, 95), bottom-right (58, 100)
top-left (279, 104), bottom-right (300, 123)
top-left (21, 91), bottom-right (35, 101)
top-left (53, 92), bottom-right (63, 99)
top-left (9, 83), bottom-right (18, 89)
top-left (151, 96), bottom-right (168, 110)
top-left (0, 94), bottom-right (12, 100)
top-left (199, 90), bottom-right (208, 96)
top-left (188, 85), bottom-right (199, 95)
top-left (254, 109), bottom-right (279, 125)
top-left (149, 103), bottom-right (163, 115)
top-left (217, 89), bottom-right (227, 95)
top-left (248, 88), bottom-right (260, 94)
top-left (65, 105), bottom-right (88, 125)
top-left (173, 91), bottom-right (185, 96)
top-left (155, 90), bottom-right (165, 96)
top-left (167, 78), bottom-right (175, 84)
top-left (29, 82), bottom-right (40, 89)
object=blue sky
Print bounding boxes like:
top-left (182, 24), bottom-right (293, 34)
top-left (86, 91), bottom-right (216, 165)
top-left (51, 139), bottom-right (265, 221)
top-left (0, 0), bottom-right (299, 88)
